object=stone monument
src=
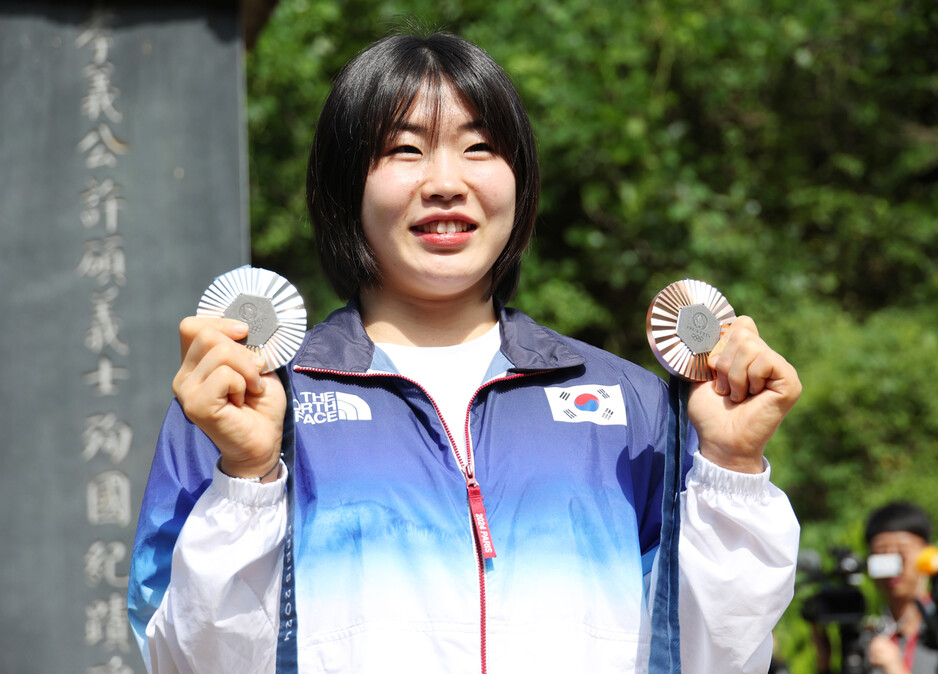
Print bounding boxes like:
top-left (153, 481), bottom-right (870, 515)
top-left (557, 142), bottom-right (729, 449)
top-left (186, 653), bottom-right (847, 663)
top-left (0, 2), bottom-right (274, 670)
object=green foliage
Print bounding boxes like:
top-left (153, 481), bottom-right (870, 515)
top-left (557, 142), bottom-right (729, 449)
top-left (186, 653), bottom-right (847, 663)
top-left (247, 1), bottom-right (938, 668)
top-left (778, 306), bottom-right (938, 520)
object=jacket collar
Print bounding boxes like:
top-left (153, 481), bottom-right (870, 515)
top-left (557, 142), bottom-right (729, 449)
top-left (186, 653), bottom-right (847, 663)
top-left (292, 299), bottom-right (585, 374)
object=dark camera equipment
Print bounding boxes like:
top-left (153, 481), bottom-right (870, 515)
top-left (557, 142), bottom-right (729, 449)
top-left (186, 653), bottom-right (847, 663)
top-left (800, 548), bottom-right (867, 625)
top-left (798, 547), bottom-right (870, 674)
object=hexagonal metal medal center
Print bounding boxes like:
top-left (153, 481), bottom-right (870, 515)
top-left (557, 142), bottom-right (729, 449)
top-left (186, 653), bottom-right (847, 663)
top-left (223, 293), bottom-right (278, 347)
top-left (676, 304), bottom-right (721, 354)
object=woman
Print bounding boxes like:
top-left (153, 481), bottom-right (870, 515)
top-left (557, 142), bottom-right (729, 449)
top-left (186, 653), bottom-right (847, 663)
top-left (128, 32), bottom-right (801, 673)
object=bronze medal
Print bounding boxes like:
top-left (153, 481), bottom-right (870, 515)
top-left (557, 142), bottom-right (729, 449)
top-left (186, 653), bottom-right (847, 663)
top-left (646, 279), bottom-right (736, 381)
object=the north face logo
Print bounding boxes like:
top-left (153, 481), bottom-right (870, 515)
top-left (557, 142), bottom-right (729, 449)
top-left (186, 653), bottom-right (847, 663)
top-left (294, 391), bottom-right (372, 425)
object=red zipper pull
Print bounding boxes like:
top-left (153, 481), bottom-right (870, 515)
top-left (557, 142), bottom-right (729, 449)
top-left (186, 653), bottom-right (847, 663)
top-left (468, 482), bottom-right (496, 559)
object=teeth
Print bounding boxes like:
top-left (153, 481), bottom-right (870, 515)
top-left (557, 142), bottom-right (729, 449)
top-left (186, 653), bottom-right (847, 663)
top-left (422, 221), bottom-right (470, 234)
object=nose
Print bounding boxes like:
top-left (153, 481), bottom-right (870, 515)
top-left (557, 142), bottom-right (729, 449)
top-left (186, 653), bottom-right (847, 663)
top-left (421, 150), bottom-right (467, 202)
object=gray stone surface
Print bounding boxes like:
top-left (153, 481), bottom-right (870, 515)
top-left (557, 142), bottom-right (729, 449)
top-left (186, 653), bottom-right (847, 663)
top-left (0, 3), bottom-right (248, 670)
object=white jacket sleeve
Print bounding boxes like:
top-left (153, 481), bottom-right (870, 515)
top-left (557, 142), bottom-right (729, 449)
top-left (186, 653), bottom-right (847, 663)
top-left (145, 461), bottom-right (288, 674)
top-left (679, 452), bottom-right (800, 674)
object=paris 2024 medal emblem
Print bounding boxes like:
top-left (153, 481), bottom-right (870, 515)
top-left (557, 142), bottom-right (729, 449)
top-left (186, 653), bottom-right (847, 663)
top-left (197, 266), bottom-right (307, 373)
top-left (646, 279), bottom-right (736, 382)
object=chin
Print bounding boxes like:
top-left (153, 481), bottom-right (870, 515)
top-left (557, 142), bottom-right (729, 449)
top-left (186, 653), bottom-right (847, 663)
top-left (409, 276), bottom-right (491, 300)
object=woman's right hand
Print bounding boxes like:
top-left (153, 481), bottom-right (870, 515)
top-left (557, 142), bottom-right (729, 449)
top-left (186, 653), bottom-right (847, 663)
top-left (172, 316), bottom-right (286, 482)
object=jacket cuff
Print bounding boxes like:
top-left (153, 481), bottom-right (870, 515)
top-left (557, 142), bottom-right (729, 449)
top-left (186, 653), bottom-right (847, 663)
top-left (686, 451), bottom-right (771, 500)
top-left (211, 459), bottom-right (288, 507)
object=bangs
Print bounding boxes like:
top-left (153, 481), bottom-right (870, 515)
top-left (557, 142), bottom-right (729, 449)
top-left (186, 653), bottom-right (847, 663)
top-left (371, 68), bottom-right (447, 164)
top-left (366, 44), bottom-right (516, 170)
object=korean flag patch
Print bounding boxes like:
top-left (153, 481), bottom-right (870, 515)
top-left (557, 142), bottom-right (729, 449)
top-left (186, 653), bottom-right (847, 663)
top-left (544, 384), bottom-right (627, 427)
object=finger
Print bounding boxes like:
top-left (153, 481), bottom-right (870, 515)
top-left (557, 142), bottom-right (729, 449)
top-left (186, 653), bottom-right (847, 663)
top-left (708, 316), bottom-right (757, 394)
top-left (711, 366), bottom-right (730, 398)
top-left (709, 317), bottom-right (766, 400)
top-left (180, 319), bottom-right (265, 381)
top-left (761, 352), bottom-right (802, 406)
top-left (174, 337), bottom-right (266, 409)
top-left (730, 315), bottom-right (759, 338)
top-left (739, 347), bottom-right (776, 396)
top-left (746, 344), bottom-right (802, 395)
top-left (203, 364), bottom-right (248, 411)
top-left (725, 344), bottom-right (801, 408)
top-left (176, 363), bottom-right (247, 424)
top-left (189, 339), bottom-right (266, 396)
top-left (709, 331), bottom-right (749, 399)
top-left (725, 345), bottom-right (758, 403)
top-left (708, 331), bottom-right (731, 396)
top-left (708, 329), bottom-right (730, 361)
top-left (179, 316), bottom-right (249, 362)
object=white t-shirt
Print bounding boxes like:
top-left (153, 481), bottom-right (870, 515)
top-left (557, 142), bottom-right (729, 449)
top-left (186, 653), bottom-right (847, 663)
top-left (375, 323), bottom-right (501, 457)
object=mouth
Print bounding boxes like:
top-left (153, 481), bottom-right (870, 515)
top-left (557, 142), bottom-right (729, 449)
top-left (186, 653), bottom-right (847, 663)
top-left (411, 220), bottom-right (477, 235)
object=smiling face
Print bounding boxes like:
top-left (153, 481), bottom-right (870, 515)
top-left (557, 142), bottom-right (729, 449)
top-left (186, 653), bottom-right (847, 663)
top-left (360, 84), bottom-right (516, 306)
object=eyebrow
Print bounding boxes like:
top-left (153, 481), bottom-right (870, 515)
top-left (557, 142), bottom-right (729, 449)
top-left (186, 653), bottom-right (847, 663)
top-left (391, 119), bottom-right (486, 135)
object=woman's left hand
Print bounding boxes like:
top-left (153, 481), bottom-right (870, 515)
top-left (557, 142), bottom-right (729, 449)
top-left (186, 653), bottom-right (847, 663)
top-left (687, 316), bottom-right (802, 473)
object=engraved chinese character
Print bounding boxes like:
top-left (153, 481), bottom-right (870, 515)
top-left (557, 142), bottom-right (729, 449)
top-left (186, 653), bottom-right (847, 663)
top-left (80, 178), bottom-right (122, 233)
top-left (85, 598), bottom-right (108, 645)
top-left (75, 19), bottom-right (114, 65)
top-left (88, 655), bottom-right (134, 674)
top-left (87, 470), bottom-right (131, 526)
top-left (81, 61), bottom-right (122, 123)
top-left (77, 124), bottom-right (128, 169)
top-left (86, 286), bottom-right (129, 355)
top-left (85, 592), bottom-right (130, 651)
top-left (83, 356), bottom-right (130, 397)
top-left (85, 541), bottom-right (129, 588)
top-left (77, 235), bottom-right (126, 286)
top-left (82, 413), bottom-right (132, 464)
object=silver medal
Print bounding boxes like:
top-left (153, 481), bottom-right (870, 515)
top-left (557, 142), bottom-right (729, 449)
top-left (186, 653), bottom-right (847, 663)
top-left (646, 279), bottom-right (736, 381)
top-left (197, 266), bottom-right (307, 373)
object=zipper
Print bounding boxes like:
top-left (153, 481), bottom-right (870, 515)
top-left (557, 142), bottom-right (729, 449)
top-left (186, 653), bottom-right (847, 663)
top-left (295, 365), bottom-right (548, 674)
top-left (459, 372), bottom-right (541, 674)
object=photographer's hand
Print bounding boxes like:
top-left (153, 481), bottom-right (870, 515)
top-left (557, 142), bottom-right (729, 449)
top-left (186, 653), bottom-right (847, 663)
top-left (810, 623), bottom-right (832, 674)
top-left (868, 634), bottom-right (909, 674)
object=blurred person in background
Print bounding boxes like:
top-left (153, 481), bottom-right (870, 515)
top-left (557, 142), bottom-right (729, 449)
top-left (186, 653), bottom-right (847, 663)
top-left (864, 502), bottom-right (938, 674)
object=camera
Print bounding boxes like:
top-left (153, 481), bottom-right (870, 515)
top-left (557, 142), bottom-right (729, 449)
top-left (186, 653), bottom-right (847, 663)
top-left (798, 547), bottom-right (872, 674)
top-left (799, 547), bottom-right (867, 626)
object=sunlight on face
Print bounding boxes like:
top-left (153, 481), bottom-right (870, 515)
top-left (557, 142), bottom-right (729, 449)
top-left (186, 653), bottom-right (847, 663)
top-left (360, 83), bottom-right (516, 305)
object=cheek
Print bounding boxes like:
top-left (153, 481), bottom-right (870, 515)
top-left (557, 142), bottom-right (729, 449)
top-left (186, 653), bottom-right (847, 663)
top-left (361, 173), bottom-right (414, 232)
top-left (480, 165), bottom-right (517, 222)
top-left (903, 557), bottom-right (921, 580)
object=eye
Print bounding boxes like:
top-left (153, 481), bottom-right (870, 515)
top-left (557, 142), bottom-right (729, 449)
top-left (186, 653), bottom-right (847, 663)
top-left (388, 144), bottom-right (421, 155)
top-left (466, 142), bottom-right (495, 154)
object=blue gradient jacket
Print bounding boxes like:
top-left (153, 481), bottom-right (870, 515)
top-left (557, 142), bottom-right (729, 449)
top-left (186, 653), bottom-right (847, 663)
top-left (128, 302), bottom-right (798, 673)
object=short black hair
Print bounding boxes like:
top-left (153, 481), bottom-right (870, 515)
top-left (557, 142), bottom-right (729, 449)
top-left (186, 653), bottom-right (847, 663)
top-left (865, 501), bottom-right (932, 546)
top-left (306, 32), bottom-right (539, 301)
